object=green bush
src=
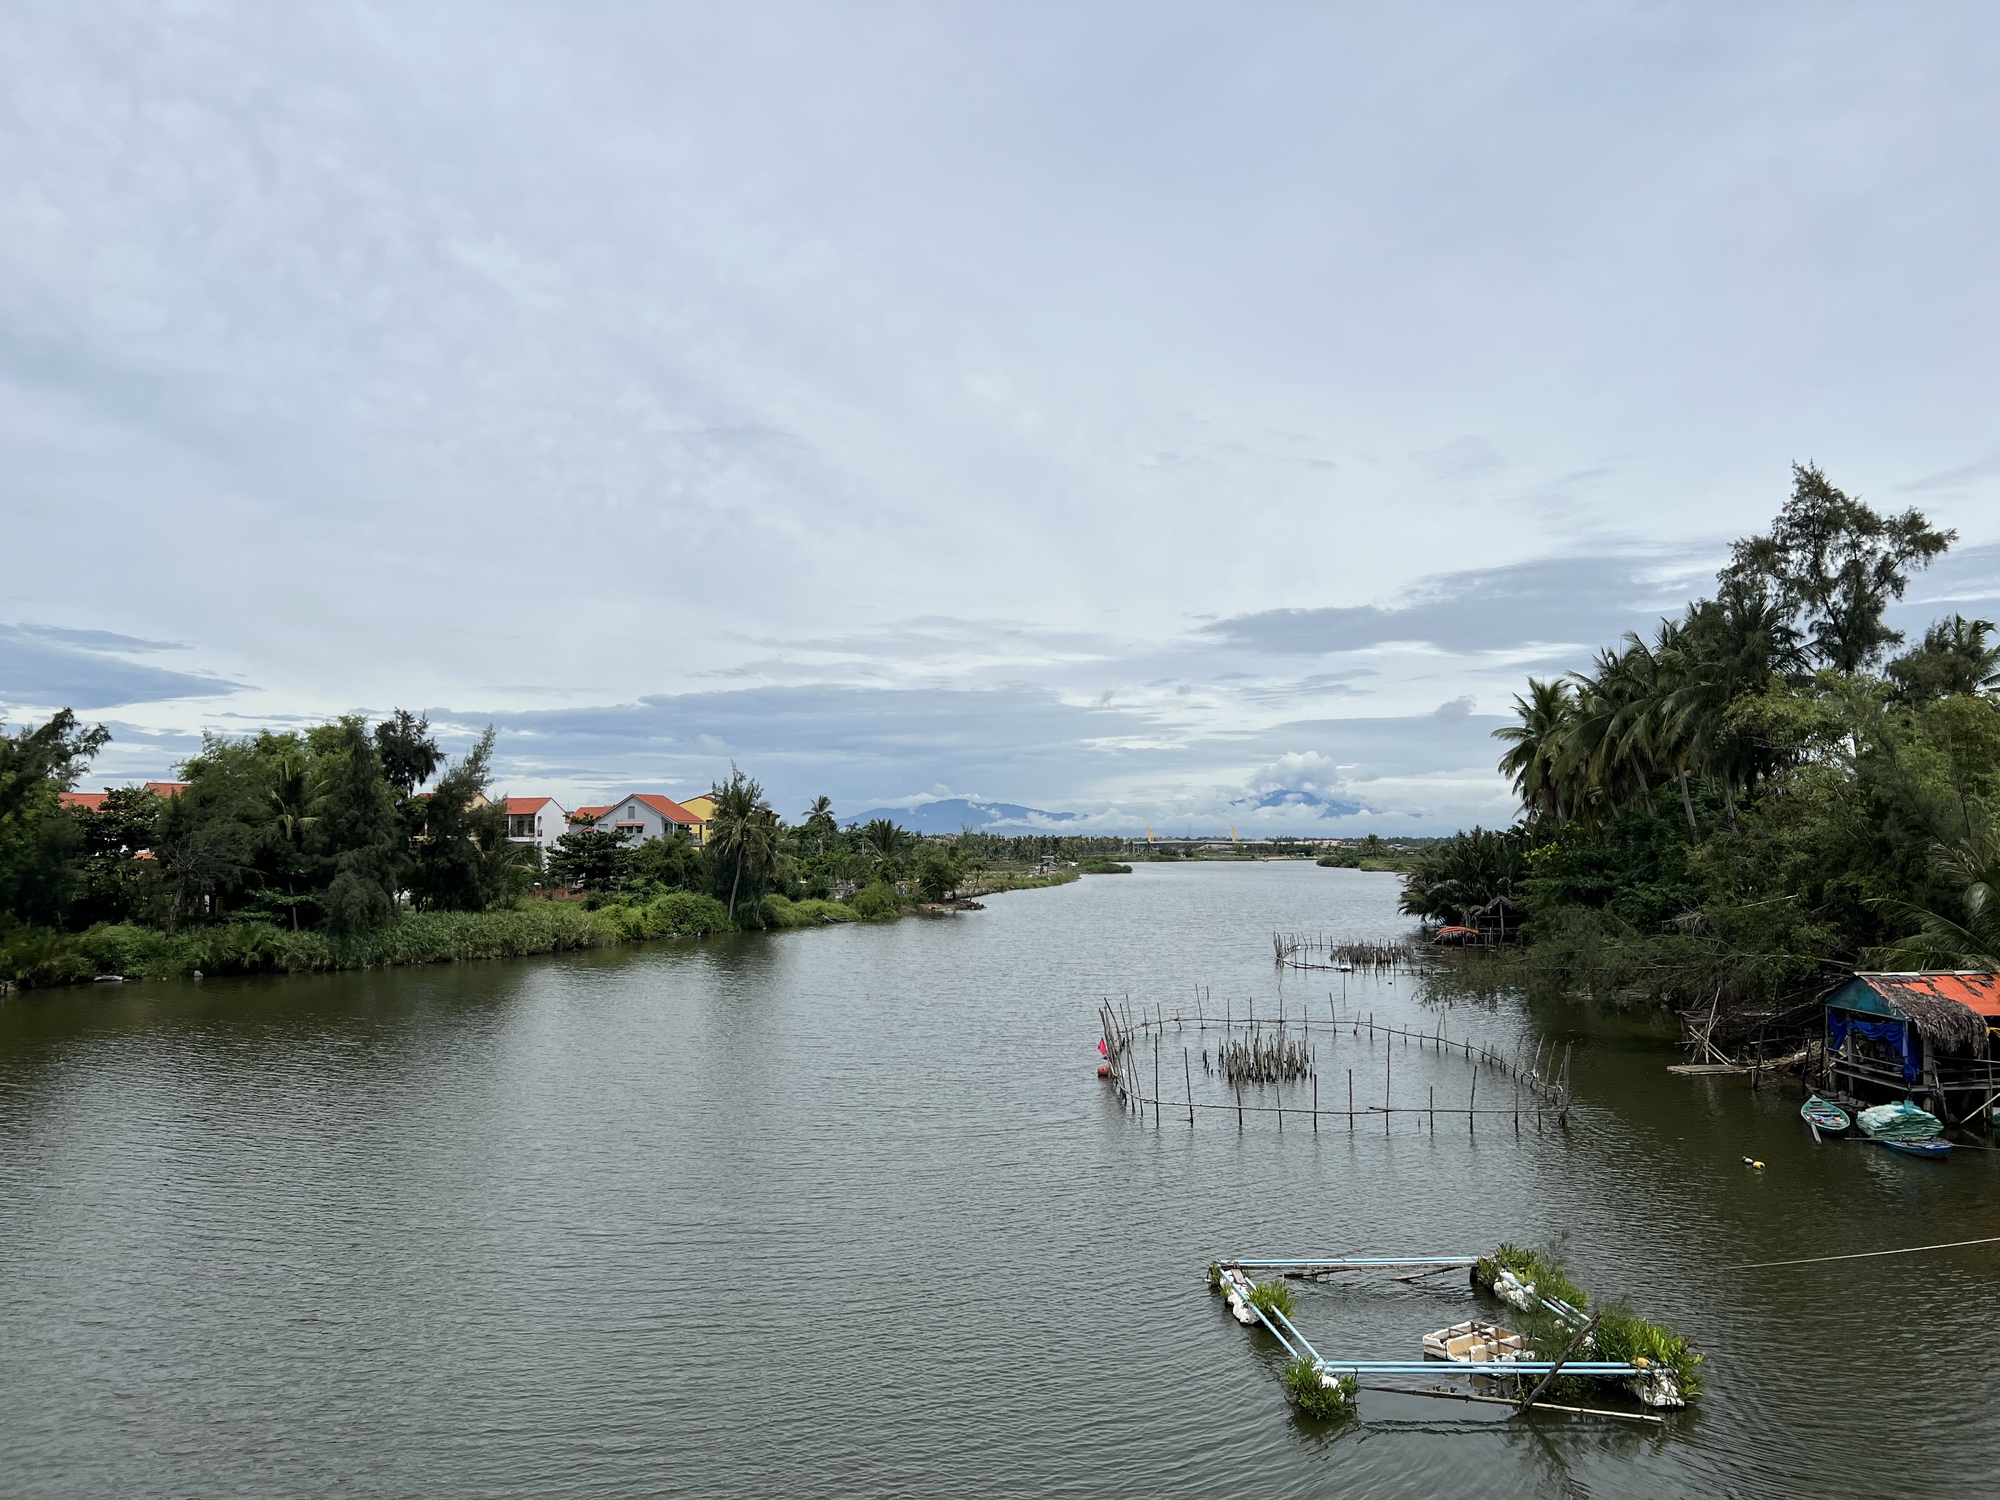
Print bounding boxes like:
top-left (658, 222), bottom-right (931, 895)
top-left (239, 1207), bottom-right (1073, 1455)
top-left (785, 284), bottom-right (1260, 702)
top-left (1078, 860), bottom-right (1132, 874)
top-left (0, 923), bottom-right (97, 986)
top-left (1475, 1240), bottom-right (1588, 1311)
top-left (1282, 1357), bottom-right (1355, 1419)
top-left (592, 890), bottom-right (732, 941)
top-left (1593, 1306), bottom-right (1704, 1396)
top-left (761, 895), bottom-right (856, 929)
top-left (848, 881), bottom-right (901, 919)
top-left (1248, 1279), bottom-right (1295, 1319)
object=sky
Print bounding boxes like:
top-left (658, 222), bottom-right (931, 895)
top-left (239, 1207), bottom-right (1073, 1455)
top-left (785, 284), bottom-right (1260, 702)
top-left (5, 1), bottom-right (2000, 833)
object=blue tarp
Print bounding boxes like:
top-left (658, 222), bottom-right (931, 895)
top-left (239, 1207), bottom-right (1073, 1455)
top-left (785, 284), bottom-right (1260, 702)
top-left (1828, 1013), bottom-right (1919, 1082)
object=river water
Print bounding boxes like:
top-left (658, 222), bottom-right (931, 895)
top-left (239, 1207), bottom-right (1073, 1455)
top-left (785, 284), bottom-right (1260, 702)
top-left (3, 862), bottom-right (1997, 1497)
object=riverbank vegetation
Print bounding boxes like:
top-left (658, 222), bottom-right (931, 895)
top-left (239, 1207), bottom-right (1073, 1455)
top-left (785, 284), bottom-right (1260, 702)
top-left (0, 717), bottom-right (1134, 989)
top-left (1408, 464), bottom-right (2000, 1017)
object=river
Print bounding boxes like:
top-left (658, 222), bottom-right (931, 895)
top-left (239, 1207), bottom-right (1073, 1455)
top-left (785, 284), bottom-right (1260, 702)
top-left (3, 861), bottom-right (1997, 1497)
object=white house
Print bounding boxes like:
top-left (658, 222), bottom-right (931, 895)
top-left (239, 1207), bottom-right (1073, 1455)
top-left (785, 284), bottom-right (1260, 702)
top-left (503, 796), bottom-right (569, 852)
top-left (590, 793), bottom-right (699, 845)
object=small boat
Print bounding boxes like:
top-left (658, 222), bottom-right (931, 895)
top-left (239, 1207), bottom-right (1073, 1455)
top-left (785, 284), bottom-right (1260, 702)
top-left (1873, 1136), bottom-right (1952, 1159)
top-left (1857, 1101), bottom-right (1949, 1159)
top-left (1423, 1319), bottom-right (1532, 1364)
top-left (1801, 1096), bottom-right (1851, 1136)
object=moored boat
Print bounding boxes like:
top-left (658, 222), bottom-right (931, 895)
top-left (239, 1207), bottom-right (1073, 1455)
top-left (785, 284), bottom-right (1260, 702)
top-left (1422, 1319), bottom-right (1532, 1364)
top-left (1873, 1136), bottom-right (1952, 1159)
top-left (1857, 1100), bottom-right (1949, 1158)
top-left (1802, 1096), bottom-right (1851, 1135)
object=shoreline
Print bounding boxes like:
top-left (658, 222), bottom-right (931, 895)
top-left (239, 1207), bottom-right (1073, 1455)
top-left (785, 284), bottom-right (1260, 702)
top-left (0, 866), bottom-right (1102, 996)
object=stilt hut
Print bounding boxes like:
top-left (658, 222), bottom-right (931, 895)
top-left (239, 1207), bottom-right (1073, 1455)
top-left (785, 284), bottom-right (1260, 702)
top-left (1823, 972), bottom-right (2000, 1125)
top-left (1472, 895), bottom-right (1526, 946)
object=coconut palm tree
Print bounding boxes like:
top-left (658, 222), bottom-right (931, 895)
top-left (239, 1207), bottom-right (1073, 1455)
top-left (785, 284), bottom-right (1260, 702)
top-left (1878, 827), bottom-right (2000, 970)
top-left (803, 795), bottom-right (837, 855)
top-left (860, 817), bottom-right (911, 873)
top-left (1494, 678), bottom-right (1576, 824)
top-left (706, 764), bottom-right (782, 921)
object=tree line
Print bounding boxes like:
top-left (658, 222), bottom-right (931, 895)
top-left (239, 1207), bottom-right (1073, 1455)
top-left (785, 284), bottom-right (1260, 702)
top-left (1399, 463), bottom-right (2000, 1004)
top-left (1, 712), bottom-right (522, 938)
top-left (1, 711), bottom-right (1132, 979)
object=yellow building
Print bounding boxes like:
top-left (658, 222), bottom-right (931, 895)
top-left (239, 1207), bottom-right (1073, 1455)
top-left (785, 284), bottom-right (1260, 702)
top-left (679, 793), bottom-right (717, 849)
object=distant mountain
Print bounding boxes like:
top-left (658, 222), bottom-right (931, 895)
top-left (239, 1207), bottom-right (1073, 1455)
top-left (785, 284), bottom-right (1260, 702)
top-left (851, 797), bottom-right (1084, 835)
top-left (1242, 788), bottom-right (1365, 816)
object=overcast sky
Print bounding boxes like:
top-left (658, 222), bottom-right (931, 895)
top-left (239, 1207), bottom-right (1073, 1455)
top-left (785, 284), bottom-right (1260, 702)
top-left (5, 2), bottom-right (2000, 832)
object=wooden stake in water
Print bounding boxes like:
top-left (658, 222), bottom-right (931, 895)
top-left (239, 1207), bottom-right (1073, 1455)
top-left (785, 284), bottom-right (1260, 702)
top-left (1348, 1069), bottom-right (1354, 1131)
top-left (1185, 1047), bottom-right (1195, 1128)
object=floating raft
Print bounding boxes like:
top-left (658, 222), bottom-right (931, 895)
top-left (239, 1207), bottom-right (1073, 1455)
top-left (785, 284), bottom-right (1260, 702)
top-left (1210, 1253), bottom-right (1685, 1421)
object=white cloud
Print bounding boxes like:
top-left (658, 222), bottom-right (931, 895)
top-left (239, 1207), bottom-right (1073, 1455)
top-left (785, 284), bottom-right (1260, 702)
top-left (6, 4), bottom-right (2000, 827)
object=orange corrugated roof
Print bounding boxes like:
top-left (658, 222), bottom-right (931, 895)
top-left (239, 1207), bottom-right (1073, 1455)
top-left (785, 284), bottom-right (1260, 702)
top-left (60, 791), bottom-right (108, 811)
top-left (1856, 972), bottom-right (2000, 1021)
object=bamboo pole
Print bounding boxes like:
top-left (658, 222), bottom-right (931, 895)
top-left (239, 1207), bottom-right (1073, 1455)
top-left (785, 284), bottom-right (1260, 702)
top-left (1185, 1047), bottom-right (1194, 1127)
top-left (1514, 1314), bottom-right (1600, 1417)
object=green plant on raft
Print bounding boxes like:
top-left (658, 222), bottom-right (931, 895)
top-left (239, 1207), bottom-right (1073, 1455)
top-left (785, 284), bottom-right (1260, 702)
top-left (1282, 1357), bottom-right (1356, 1420)
top-left (1247, 1279), bottom-right (1294, 1319)
top-left (1474, 1239), bottom-right (1589, 1311)
top-left (1593, 1306), bottom-right (1705, 1396)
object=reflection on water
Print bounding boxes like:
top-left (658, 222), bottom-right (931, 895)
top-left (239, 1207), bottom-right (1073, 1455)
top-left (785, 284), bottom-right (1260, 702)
top-left (2, 863), bottom-right (1996, 1498)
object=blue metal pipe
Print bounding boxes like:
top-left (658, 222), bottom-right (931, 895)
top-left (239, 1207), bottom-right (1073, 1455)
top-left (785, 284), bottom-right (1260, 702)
top-left (1313, 1361), bottom-right (1644, 1375)
top-left (1266, 1306), bottom-right (1325, 1366)
top-left (1224, 1256), bottom-right (1480, 1269)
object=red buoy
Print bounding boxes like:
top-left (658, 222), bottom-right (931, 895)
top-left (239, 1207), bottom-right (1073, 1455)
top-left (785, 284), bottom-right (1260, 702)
top-left (1096, 1062), bottom-right (1111, 1078)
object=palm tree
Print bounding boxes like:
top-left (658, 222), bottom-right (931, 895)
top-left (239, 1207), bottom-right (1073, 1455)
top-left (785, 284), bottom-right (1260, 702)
top-left (706, 764), bottom-right (782, 920)
top-left (803, 795), bottom-right (837, 856)
top-left (1494, 678), bottom-right (1576, 824)
top-left (1878, 828), bottom-right (2000, 970)
top-left (860, 817), bottom-right (912, 873)
top-left (264, 740), bottom-right (316, 929)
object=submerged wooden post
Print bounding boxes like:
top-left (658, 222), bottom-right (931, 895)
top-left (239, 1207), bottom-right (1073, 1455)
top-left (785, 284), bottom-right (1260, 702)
top-left (1236, 1082), bottom-right (1243, 1130)
top-left (1429, 1084), bottom-right (1434, 1134)
top-left (1470, 1068), bottom-right (1477, 1134)
top-left (1154, 1033), bottom-right (1161, 1130)
top-left (1348, 1069), bottom-right (1354, 1131)
top-left (1313, 1067), bottom-right (1320, 1133)
top-left (1185, 1047), bottom-right (1194, 1127)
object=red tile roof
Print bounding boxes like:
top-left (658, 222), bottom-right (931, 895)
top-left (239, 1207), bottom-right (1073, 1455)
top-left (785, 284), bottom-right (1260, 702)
top-left (143, 781), bottom-right (188, 796)
top-left (1855, 972), bottom-right (2000, 1022)
top-left (505, 796), bottom-right (560, 815)
top-left (573, 804), bottom-right (612, 821)
top-left (60, 791), bottom-right (109, 811)
top-left (631, 793), bottom-right (697, 825)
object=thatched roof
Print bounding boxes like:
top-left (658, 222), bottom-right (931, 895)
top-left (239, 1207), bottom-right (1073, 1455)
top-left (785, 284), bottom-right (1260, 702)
top-left (1890, 992), bottom-right (1991, 1057)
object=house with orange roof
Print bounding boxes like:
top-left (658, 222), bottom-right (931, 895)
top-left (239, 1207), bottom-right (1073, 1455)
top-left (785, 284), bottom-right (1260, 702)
top-left (1824, 971), bottom-right (2000, 1123)
top-left (59, 782), bottom-right (186, 812)
top-left (589, 793), bottom-right (698, 845)
top-left (502, 796), bottom-right (569, 852)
